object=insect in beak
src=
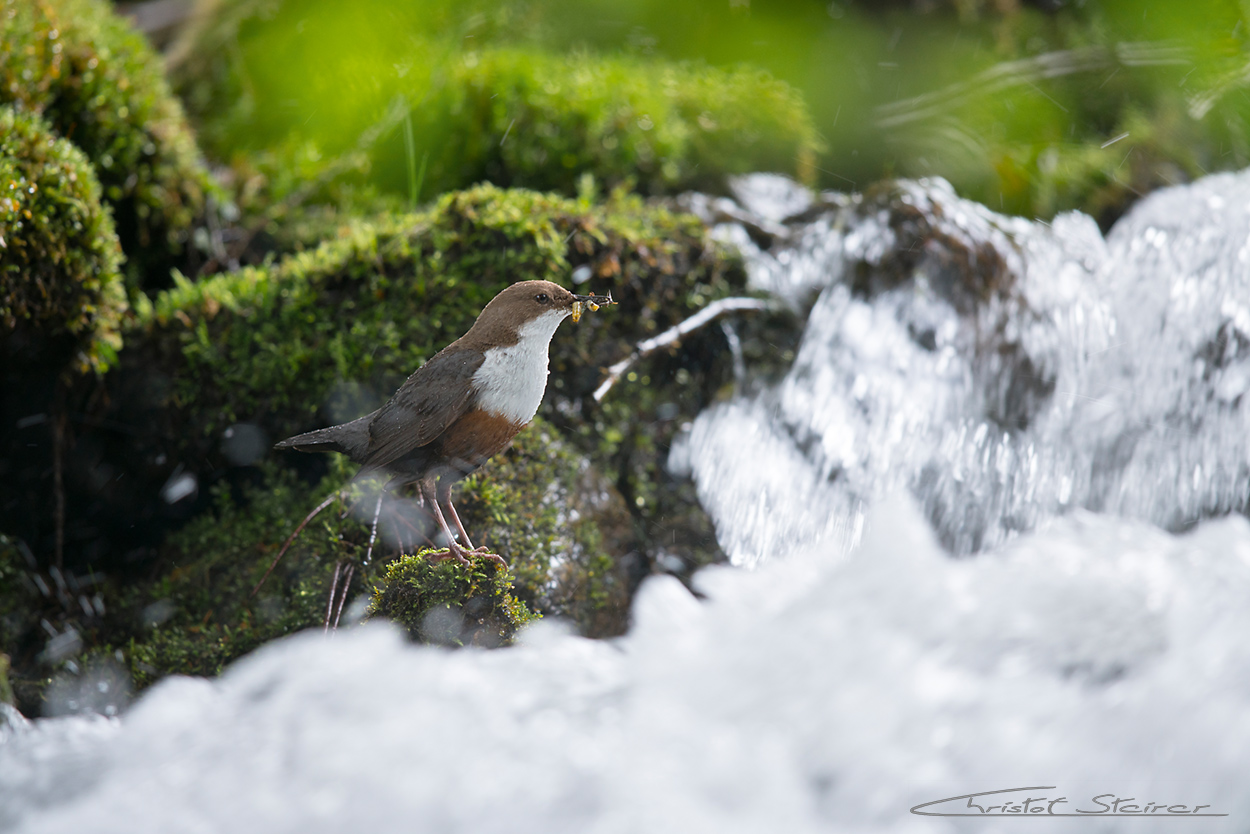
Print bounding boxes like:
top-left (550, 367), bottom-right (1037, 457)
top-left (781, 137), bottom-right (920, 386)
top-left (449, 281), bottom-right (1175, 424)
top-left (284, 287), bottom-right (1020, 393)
top-left (571, 290), bottom-right (616, 323)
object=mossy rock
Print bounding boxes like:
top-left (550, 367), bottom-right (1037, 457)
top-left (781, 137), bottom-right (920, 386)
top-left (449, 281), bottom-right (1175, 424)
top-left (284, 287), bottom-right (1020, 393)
top-left (127, 184), bottom-right (720, 451)
top-left (0, 457), bottom-right (377, 708)
top-left (112, 184), bottom-right (750, 519)
top-left (373, 48), bottom-right (819, 201)
top-left (0, 0), bottom-right (211, 283)
top-left (367, 551), bottom-right (537, 648)
top-left (0, 107), bottom-right (126, 375)
top-left (0, 420), bottom-right (591, 705)
top-left (456, 419), bottom-right (634, 637)
top-left (0, 109), bottom-right (127, 582)
top-left (1, 185), bottom-right (773, 657)
top-left (107, 457), bottom-right (375, 689)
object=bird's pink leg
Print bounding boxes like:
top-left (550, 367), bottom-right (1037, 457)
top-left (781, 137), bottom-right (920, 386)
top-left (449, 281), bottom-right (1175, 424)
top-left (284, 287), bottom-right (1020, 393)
top-left (435, 480), bottom-right (506, 567)
top-left (444, 498), bottom-right (476, 550)
top-left (433, 478), bottom-right (479, 550)
top-left (418, 481), bottom-right (472, 566)
top-left (445, 498), bottom-right (506, 567)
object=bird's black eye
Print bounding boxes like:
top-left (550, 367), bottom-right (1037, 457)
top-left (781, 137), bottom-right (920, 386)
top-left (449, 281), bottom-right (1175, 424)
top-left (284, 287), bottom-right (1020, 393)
top-left (535, 293), bottom-right (549, 304)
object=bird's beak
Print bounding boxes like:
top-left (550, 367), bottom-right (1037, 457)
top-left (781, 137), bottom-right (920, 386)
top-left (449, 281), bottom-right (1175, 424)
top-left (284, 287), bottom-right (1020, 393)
top-left (570, 290), bottom-right (616, 323)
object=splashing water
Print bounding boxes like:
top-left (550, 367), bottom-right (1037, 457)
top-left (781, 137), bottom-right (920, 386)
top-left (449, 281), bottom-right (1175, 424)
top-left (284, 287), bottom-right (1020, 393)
top-left (676, 172), bottom-right (1250, 565)
top-left (5, 173), bottom-right (1250, 832)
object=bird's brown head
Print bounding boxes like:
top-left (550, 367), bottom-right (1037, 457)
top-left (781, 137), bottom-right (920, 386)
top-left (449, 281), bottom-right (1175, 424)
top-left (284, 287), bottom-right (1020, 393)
top-left (466, 280), bottom-right (613, 347)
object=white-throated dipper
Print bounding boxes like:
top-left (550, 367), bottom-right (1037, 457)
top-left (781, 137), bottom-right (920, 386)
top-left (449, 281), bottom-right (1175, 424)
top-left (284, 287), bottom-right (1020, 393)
top-left (274, 279), bottom-right (613, 564)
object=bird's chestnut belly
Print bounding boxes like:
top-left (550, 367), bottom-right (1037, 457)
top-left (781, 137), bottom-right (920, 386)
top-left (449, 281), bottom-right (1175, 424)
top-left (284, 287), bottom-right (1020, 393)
top-left (436, 408), bottom-right (527, 473)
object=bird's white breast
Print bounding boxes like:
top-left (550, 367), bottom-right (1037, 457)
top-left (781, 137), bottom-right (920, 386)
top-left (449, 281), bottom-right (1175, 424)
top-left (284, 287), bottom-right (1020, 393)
top-left (471, 309), bottom-right (568, 424)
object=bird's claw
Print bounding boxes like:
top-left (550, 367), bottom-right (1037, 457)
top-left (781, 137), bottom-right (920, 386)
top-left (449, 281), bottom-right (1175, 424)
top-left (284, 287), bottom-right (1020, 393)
top-left (427, 546), bottom-right (472, 567)
top-left (467, 544), bottom-right (507, 566)
top-left (426, 544), bottom-right (506, 569)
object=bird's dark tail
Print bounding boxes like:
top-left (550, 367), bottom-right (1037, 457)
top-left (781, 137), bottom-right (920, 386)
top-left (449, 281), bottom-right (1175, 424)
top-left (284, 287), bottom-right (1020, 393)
top-left (274, 414), bottom-right (372, 461)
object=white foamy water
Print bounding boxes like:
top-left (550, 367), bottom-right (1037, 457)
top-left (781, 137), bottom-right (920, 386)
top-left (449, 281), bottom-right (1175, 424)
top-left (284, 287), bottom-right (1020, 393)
top-left (678, 172), bottom-right (1250, 565)
top-left (5, 172), bottom-right (1250, 831)
top-left (4, 501), bottom-right (1250, 832)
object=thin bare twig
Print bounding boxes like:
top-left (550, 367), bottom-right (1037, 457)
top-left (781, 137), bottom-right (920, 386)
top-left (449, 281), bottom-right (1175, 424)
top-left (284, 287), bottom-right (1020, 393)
top-left (331, 562), bottom-right (355, 630)
top-left (250, 489), bottom-right (343, 598)
top-left (593, 297), bottom-right (774, 402)
top-left (323, 561), bottom-right (343, 632)
top-left (364, 492), bottom-right (383, 565)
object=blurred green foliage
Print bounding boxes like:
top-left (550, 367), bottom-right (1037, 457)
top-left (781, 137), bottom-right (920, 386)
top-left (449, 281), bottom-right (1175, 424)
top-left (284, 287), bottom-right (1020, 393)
top-left (381, 48), bottom-right (818, 199)
top-left (0, 0), bottom-right (211, 284)
top-left (498, 0), bottom-right (1250, 224)
top-left (171, 0), bottom-right (819, 206)
top-left (0, 107), bottom-right (126, 374)
top-left (174, 0), bottom-right (1250, 225)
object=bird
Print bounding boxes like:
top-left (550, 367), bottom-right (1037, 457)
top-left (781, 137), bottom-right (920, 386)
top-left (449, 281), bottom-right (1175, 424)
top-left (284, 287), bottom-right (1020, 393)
top-left (274, 279), bottom-right (613, 566)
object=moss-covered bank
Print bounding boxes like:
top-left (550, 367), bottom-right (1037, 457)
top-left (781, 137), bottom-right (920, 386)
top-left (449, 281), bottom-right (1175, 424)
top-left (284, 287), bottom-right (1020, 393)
top-left (0, 183), bottom-right (779, 708)
top-left (26, 185), bottom-right (751, 581)
top-left (0, 420), bottom-right (607, 712)
top-left (1, 463), bottom-right (522, 705)
top-left (456, 419), bottom-right (635, 637)
top-left (0, 107), bottom-right (125, 375)
top-left (0, 0), bottom-right (211, 283)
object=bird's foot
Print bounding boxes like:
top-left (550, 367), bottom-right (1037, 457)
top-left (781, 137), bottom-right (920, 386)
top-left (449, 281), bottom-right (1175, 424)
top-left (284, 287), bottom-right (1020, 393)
top-left (426, 544), bottom-right (472, 567)
top-left (478, 550), bottom-right (508, 568)
top-left (463, 542), bottom-right (506, 566)
top-left (425, 543), bottom-right (507, 569)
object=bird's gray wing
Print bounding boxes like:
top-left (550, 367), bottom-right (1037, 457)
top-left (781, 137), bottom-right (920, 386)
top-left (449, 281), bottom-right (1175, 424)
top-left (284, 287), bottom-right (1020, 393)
top-left (363, 347), bottom-right (485, 468)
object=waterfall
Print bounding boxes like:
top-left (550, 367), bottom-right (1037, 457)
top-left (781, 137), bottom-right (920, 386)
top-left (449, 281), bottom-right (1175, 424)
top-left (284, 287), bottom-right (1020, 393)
top-left (676, 173), bottom-right (1250, 565)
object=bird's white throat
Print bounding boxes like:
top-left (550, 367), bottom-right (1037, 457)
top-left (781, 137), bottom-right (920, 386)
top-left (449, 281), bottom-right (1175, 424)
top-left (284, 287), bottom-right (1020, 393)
top-left (472, 309), bottom-right (569, 424)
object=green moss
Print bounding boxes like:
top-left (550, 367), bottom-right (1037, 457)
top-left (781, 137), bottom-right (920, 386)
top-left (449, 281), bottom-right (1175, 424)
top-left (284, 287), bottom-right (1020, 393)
top-left (107, 457), bottom-right (372, 689)
top-left (0, 654), bottom-right (13, 707)
top-left (367, 551), bottom-right (537, 647)
top-left (0, 0), bottom-right (211, 279)
top-left (373, 48), bottom-right (819, 200)
top-left (0, 107), bottom-right (125, 374)
top-left (129, 184), bottom-right (742, 455)
top-left (987, 102), bottom-right (1210, 229)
